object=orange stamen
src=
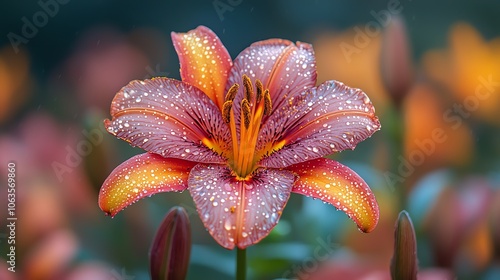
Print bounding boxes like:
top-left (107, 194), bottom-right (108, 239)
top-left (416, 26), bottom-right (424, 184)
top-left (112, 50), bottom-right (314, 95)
top-left (223, 76), bottom-right (272, 179)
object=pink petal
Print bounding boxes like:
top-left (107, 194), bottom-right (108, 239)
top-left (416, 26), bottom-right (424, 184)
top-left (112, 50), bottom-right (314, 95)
top-left (259, 80), bottom-right (380, 168)
top-left (289, 158), bottom-right (379, 233)
top-left (188, 164), bottom-right (295, 249)
top-left (99, 153), bottom-right (197, 217)
top-left (171, 26), bottom-right (233, 109)
top-left (227, 39), bottom-right (317, 126)
top-left (106, 78), bottom-right (231, 163)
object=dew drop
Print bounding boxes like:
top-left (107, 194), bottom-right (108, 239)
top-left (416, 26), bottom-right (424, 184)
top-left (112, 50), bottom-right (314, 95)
top-left (224, 219), bottom-right (231, 231)
top-left (363, 95), bottom-right (371, 104)
top-left (270, 213), bottom-right (278, 223)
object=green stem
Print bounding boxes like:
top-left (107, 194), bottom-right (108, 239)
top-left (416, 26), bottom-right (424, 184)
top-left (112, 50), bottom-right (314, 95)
top-left (236, 248), bottom-right (246, 280)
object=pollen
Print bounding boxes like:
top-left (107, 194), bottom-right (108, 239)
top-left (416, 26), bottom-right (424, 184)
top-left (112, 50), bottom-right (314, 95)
top-left (225, 83), bottom-right (239, 102)
top-left (241, 99), bottom-right (251, 129)
top-left (222, 100), bottom-right (233, 123)
top-left (242, 74), bottom-right (253, 101)
top-left (255, 79), bottom-right (263, 102)
top-left (263, 89), bottom-right (272, 116)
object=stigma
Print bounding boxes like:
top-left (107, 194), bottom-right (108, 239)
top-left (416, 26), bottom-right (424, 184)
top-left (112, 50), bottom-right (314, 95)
top-left (222, 75), bottom-right (272, 179)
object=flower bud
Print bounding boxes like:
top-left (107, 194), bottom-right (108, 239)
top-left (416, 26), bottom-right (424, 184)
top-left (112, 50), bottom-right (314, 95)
top-left (381, 16), bottom-right (414, 107)
top-left (149, 206), bottom-right (191, 280)
top-left (391, 210), bottom-right (418, 280)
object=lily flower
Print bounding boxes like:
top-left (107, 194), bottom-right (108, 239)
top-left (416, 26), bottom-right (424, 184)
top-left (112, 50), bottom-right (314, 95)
top-left (99, 26), bottom-right (381, 249)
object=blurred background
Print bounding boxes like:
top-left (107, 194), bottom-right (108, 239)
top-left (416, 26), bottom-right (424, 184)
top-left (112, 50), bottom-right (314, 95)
top-left (1, 0), bottom-right (499, 279)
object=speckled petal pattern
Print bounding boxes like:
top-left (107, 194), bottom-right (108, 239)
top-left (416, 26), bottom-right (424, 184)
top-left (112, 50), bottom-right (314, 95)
top-left (227, 39), bottom-right (317, 128)
top-left (172, 26), bottom-right (233, 109)
top-left (188, 164), bottom-right (295, 249)
top-left (259, 80), bottom-right (380, 168)
top-left (289, 158), bottom-right (379, 233)
top-left (105, 78), bottom-right (231, 163)
top-left (99, 153), bottom-right (197, 217)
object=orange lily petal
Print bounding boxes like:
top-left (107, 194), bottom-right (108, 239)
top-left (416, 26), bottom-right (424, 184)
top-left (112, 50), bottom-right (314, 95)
top-left (171, 26), bottom-right (232, 110)
top-left (289, 158), bottom-right (379, 232)
top-left (188, 164), bottom-right (295, 249)
top-left (105, 78), bottom-right (230, 164)
top-left (99, 153), bottom-right (197, 217)
top-left (259, 80), bottom-right (380, 168)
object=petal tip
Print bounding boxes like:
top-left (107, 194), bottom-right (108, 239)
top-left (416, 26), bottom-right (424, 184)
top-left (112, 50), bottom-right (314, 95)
top-left (359, 214), bottom-right (379, 233)
top-left (97, 153), bottom-right (193, 219)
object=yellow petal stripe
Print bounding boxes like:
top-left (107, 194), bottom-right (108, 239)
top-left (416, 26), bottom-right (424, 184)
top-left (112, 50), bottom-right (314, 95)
top-left (290, 158), bottom-right (379, 232)
top-left (99, 153), bottom-right (196, 217)
top-left (171, 26), bottom-right (233, 110)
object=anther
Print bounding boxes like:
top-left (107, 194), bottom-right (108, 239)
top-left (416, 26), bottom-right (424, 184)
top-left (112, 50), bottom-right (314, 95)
top-left (242, 75), bottom-right (253, 102)
top-left (241, 99), bottom-right (251, 129)
top-left (263, 89), bottom-right (272, 116)
top-left (255, 79), bottom-right (263, 102)
top-left (222, 101), bottom-right (233, 123)
top-left (225, 83), bottom-right (239, 102)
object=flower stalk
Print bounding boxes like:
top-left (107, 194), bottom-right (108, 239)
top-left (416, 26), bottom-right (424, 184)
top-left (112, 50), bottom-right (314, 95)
top-left (236, 248), bottom-right (247, 280)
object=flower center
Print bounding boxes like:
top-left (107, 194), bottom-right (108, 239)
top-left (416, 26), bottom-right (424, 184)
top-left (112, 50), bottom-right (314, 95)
top-left (222, 75), bottom-right (272, 180)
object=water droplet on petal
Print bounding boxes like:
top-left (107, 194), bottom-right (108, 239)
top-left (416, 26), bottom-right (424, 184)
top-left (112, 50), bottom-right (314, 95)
top-left (224, 219), bottom-right (231, 231)
top-left (270, 213), bottom-right (278, 223)
top-left (363, 95), bottom-right (371, 104)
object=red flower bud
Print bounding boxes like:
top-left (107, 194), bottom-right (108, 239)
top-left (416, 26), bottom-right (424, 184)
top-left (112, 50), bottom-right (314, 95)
top-left (149, 207), bottom-right (191, 280)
